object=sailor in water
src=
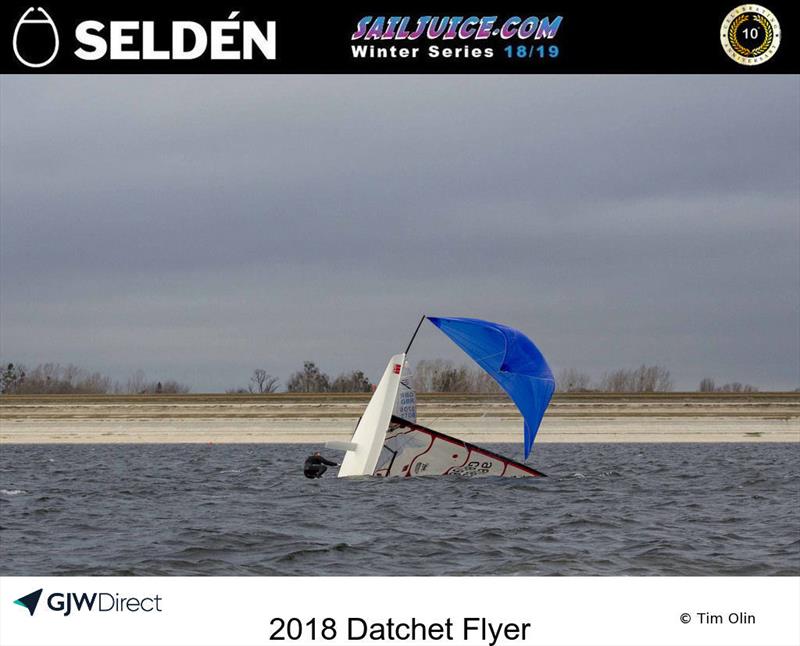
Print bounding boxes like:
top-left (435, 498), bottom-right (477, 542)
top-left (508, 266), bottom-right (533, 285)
top-left (303, 452), bottom-right (337, 479)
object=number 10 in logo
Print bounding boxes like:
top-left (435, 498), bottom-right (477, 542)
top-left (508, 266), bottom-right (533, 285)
top-left (720, 5), bottom-right (781, 66)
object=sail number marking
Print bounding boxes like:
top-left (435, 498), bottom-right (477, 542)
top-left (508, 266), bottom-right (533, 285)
top-left (452, 460), bottom-right (494, 476)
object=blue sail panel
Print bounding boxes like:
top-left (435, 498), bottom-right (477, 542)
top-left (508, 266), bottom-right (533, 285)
top-left (427, 317), bottom-right (555, 459)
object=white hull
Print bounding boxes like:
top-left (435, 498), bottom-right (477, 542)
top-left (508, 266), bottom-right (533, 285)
top-left (335, 353), bottom-right (406, 477)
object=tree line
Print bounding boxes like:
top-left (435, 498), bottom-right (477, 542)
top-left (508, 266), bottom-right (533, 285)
top-left (557, 367), bottom-right (758, 393)
top-left (557, 365), bottom-right (673, 393)
top-left (226, 362), bottom-right (372, 394)
top-left (697, 378), bottom-right (759, 393)
top-left (0, 363), bottom-right (189, 395)
top-left (0, 359), bottom-right (763, 395)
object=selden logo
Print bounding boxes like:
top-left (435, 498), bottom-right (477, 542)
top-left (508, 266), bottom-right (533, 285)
top-left (11, 8), bottom-right (276, 68)
top-left (13, 588), bottom-right (163, 617)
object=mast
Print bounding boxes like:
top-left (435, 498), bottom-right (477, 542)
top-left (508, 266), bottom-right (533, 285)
top-left (404, 315), bottom-right (426, 355)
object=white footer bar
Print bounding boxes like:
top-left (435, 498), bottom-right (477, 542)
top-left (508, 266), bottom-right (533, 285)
top-left (1, 577), bottom-right (798, 646)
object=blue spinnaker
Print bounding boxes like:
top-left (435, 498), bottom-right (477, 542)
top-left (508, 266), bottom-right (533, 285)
top-left (427, 317), bottom-right (555, 459)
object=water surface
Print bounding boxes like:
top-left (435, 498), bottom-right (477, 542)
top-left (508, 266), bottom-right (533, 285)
top-left (1, 443), bottom-right (797, 576)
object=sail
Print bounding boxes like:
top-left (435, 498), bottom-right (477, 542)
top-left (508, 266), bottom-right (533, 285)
top-left (375, 416), bottom-right (545, 478)
top-left (427, 317), bottom-right (555, 459)
top-left (335, 354), bottom-right (406, 477)
top-left (392, 367), bottom-right (417, 423)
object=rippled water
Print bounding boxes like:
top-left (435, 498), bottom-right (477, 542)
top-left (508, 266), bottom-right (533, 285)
top-left (1, 443), bottom-right (798, 576)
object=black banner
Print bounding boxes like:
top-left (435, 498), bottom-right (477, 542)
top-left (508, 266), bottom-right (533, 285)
top-left (1, 1), bottom-right (797, 73)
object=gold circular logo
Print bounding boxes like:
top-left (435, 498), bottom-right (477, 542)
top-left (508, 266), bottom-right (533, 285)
top-left (721, 5), bottom-right (781, 65)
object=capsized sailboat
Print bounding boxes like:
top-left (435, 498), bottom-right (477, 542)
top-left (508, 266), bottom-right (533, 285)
top-left (327, 316), bottom-right (555, 478)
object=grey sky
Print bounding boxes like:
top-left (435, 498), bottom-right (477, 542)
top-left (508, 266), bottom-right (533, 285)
top-left (1, 75), bottom-right (798, 391)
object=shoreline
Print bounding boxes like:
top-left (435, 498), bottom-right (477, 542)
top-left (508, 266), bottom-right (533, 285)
top-left (1, 393), bottom-right (797, 444)
top-left (1, 418), bottom-right (796, 444)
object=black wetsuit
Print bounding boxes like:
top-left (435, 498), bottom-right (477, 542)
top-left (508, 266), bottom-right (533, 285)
top-left (304, 455), bottom-right (337, 479)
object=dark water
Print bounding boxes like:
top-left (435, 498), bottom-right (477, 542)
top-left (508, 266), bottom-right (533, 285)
top-left (1, 443), bottom-right (798, 576)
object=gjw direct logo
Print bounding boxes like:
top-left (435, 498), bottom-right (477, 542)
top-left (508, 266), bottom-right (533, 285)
top-left (13, 589), bottom-right (43, 616)
top-left (11, 6), bottom-right (277, 68)
top-left (13, 588), bottom-right (163, 617)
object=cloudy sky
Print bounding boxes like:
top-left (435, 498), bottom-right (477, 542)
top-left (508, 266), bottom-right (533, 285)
top-left (1, 75), bottom-right (798, 391)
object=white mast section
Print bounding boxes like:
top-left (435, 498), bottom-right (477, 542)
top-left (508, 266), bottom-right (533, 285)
top-left (334, 353), bottom-right (405, 477)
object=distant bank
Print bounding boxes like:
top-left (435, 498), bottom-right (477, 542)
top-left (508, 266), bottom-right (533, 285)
top-left (1, 393), bottom-right (798, 444)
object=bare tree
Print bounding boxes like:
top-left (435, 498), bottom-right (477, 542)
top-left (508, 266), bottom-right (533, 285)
top-left (699, 377), bottom-right (716, 392)
top-left (250, 369), bottom-right (267, 393)
top-left (718, 382), bottom-right (758, 393)
top-left (287, 361), bottom-right (331, 393)
top-left (469, 370), bottom-right (502, 394)
top-left (126, 370), bottom-right (148, 394)
top-left (597, 369), bottom-right (630, 392)
top-left (411, 359), bottom-right (501, 393)
top-left (249, 369), bottom-right (280, 394)
top-left (411, 359), bottom-right (451, 392)
top-left (434, 364), bottom-right (472, 392)
top-left (412, 359), bottom-right (465, 392)
top-left (597, 365), bottom-right (673, 392)
top-left (157, 380), bottom-right (191, 394)
top-left (121, 370), bottom-right (189, 394)
top-left (557, 368), bottom-right (592, 392)
top-left (330, 370), bottom-right (371, 392)
top-left (698, 378), bottom-right (758, 393)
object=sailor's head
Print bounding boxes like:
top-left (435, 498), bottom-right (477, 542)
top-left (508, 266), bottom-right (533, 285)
top-left (314, 451), bottom-right (321, 456)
